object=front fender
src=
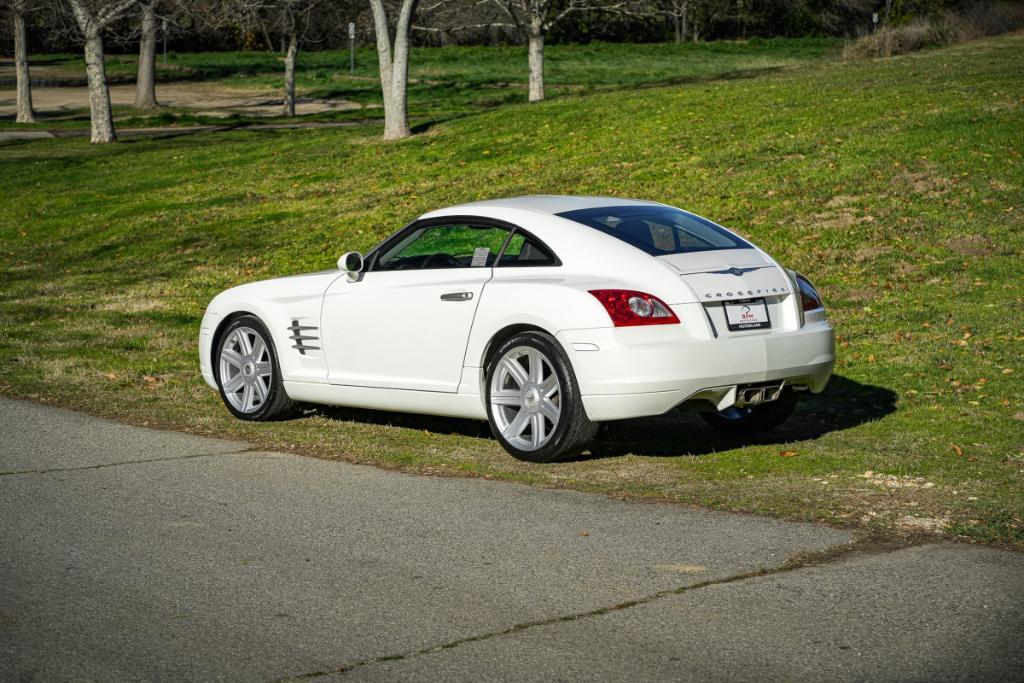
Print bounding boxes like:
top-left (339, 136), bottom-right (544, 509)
top-left (199, 271), bottom-right (340, 387)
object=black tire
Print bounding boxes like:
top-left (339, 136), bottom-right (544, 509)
top-left (485, 331), bottom-right (597, 463)
top-left (214, 314), bottom-right (296, 421)
top-left (700, 388), bottom-right (798, 434)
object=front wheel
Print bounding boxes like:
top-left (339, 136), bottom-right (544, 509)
top-left (700, 388), bottom-right (798, 434)
top-left (485, 332), bottom-right (597, 463)
top-left (215, 315), bottom-right (295, 421)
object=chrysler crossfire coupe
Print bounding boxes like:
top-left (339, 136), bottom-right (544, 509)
top-left (200, 196), bottom-right (835, 462)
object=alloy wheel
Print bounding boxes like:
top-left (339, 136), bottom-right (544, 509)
top-left (489, 345), bottom-right (561, 451)
top-left (218, 326), bottom-right (273, 414)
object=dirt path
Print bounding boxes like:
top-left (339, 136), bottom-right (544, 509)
top-left (0, 81), bottom-right (364, 118)
top-left (0, 119), bottom-right (376, 142)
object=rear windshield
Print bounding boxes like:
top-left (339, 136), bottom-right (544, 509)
top-left (557, 205), bottom-right (753, 256)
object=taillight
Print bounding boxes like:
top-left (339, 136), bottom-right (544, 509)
top-left (795, 274), bottom-right (824, 311)
top-left (588, 290), bottom-right (680, 327)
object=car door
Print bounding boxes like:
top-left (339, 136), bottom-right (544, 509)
top-left (320, 219), bottom-right (512, 393)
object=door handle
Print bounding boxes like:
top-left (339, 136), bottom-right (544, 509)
top-left (440, 291), bottom-right (473, 302)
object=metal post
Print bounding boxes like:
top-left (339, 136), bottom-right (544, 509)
top-left (349, 22), bottom-right (355, 74)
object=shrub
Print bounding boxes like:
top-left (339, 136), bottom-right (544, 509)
top-left (843, 2), bottom-right (1024, 59)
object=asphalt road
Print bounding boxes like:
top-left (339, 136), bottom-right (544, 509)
top-left (1, 396), bottom-right (1022, 681)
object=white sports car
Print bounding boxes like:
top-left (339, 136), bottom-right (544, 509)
top-left (200, 196), bottom-right (834, 462)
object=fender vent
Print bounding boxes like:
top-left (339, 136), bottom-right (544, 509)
top-left (288, 320), bottom-right (319, 355)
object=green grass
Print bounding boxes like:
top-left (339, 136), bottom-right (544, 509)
top-left (1, 34), bottom-right (1022, 547)
top-left (5, 38), bottom-right (839, 129)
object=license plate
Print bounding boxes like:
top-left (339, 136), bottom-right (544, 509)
top-left (724, 298), bottom-right (771, 331)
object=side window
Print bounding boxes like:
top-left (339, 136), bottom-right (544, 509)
top-left (496, 232), bottom-right (558, 267)
top-left (375, 223), bottom-right (510, 271)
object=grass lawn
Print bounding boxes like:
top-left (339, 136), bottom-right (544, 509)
top-left (1, 33), bottom-right (1022, 547)
top-left (4, 38), bottom-right (838, 129)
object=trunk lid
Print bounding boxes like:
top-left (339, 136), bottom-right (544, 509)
top-left (657, 249), bottom-right (799, 334)
top-left (657, 249), bottom-right (792, 302)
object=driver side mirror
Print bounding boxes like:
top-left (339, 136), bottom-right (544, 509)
top-left (338, 251), bottom-right (363, 281)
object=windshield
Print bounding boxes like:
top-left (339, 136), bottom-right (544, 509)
top-left (557, 205), bottom-right (753, 256)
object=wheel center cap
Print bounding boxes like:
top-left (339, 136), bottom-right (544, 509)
top-left (523, 385), bottom-right (541, 412)
top-left (243, 362), bottom-right (255, 378)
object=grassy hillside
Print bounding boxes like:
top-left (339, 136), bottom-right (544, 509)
top-left (1, 34), bottom-right (1021, 546)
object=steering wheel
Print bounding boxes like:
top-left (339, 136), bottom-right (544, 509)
top-left (423, 253), bottom-right (462, 268)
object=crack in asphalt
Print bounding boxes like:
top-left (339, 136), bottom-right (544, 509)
top-left (273, 538), bottom-right (912, 681)
top-left (0, 450), bottom-right (249, 476)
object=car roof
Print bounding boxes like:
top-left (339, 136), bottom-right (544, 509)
top-left (421, 195), bottom-right (663, 218)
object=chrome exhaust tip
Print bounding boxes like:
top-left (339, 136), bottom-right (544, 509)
top-left (737, 382), bottom-right (784, 407)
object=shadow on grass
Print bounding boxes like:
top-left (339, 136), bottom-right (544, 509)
top-left (586, 375), bottom-right (897, 459)
top-left (298, 374), bottom-right (897, 460)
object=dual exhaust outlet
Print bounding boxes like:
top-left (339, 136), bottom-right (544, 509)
top-left (736, 382), bottom-right (784, 407)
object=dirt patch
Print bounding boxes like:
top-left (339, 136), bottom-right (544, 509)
top-left (944, 233), bottom-right (996, 256)
top-left (851, 245), bottom-right (890, 263)
top-left (897, 515), bottom-right (949, 533)
top-left (839, 288), bottom-right (881, 303)
top-left (891, 169), bottom-right (953, 197)
top-left (0, 81), bottom-right (362, 118)
top-left (95, 294), bottom-right (168, 314)
top-left (825, 194), bottom-right (861, 208)
top-left (858, 471), bottom-right (937, 490)
top-left (811, 208), bottom-right (874, 230)
top-left (892, 261), bottom-right (918, 276)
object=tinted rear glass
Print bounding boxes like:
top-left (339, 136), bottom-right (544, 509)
top-left (557, 206), bottom-right (753, 256)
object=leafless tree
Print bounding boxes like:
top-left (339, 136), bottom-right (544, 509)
top-left (211, 1), bottom-right (332, 117)
top-left (132, 0), bottom-right (158, 107)
top-left (422, 1), bottom-right (645, 102)
top-left (369, 0), bottom-right (418, 139)
top-left (64, 0), bottom-right (139, 143)
top-left (652, 0), bottom-right (689, 42)
top-left (279, 0), bottom-right (326, 117)
top-left (9, 0), bottom-right (36, 122)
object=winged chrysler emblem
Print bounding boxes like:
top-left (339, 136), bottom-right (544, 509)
top-left (711, 266), bottom-right (762, 276)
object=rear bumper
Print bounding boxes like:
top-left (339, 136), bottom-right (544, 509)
top-left (557, 319), bottom-right (835, 421)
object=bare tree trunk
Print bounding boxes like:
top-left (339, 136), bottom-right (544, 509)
top-left (527, 17), bottom-right (544, 103)
top-left (283, 29), bottom-right (297, 117)
top-left (370, 0), bottom-right (418, 140)
top-left (672, 13), bottom-right (681, 43)
top-left (133, 1), bottom-right (158, 109)
top-left (83, 31), bottom-right (116, 143)
top-left (68, 0), bottom-right (136, 143)
top-left (680, 2), bottom-right (689, 42)
top-left (13, 2), bottom-right (35, 123)
top-left (386, 41), bottom-right (412, 139)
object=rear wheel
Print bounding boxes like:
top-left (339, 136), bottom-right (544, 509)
top-left (700, 388), bottom-right (798, 434)
top-left (215, 315), bottom-right (295, 421)
top-left (485, 332), bottom-right (596, 463)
